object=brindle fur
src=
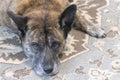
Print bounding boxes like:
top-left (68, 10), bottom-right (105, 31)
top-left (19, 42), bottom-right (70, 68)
top-left (1, 0), bottom-right (106, 76)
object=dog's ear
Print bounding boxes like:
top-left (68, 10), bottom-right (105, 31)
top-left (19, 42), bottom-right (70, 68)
top-left (59, 4), bottom-right (77, 38)
top-left (7, 11), bottom-right (28, 36)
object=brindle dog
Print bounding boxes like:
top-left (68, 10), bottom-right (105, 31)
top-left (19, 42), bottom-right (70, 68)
top-left (7, 0), bottom-right (106, 76)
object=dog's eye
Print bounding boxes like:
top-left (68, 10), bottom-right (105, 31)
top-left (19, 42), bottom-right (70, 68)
top-left (51, 41), bottom-right (60, 49)
top-left (31, 42), bottom-right (41, 50)
top-left (31, 42), bottom-right (38, 47)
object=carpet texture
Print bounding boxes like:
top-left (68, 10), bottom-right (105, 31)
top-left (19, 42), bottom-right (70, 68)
top-left (0, 0), bottom-right (120, 80)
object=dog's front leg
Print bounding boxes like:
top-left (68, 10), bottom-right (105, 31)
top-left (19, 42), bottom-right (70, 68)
top-left (74, 14), bottom-right (106, 38)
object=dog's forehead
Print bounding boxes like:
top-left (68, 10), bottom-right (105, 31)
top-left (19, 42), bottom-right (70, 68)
top-left (26, 10), bottom-right (64, 43)
top-left (27, 15), bottom-right (59, 30)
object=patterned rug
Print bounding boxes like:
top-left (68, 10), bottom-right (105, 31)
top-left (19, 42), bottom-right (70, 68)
top-left (0, 0), bottom-right (120, 80)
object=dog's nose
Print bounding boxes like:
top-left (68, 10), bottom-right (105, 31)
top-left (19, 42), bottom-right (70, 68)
top-left (44, 68), bottom-right (53, 74)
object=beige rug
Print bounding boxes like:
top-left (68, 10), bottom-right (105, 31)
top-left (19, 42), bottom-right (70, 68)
top-left (1, 0), bottom-right (120, 80)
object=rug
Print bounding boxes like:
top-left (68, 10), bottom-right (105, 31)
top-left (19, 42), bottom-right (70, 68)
top-left (1, 0), bottom-right (120, 80)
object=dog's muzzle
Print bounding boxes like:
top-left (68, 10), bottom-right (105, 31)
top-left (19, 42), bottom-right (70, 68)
top-left (31, 47), bottom-right (60, 76)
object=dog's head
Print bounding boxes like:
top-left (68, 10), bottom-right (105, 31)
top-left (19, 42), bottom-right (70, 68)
top-left (8, 4), bottom-right (77, 76)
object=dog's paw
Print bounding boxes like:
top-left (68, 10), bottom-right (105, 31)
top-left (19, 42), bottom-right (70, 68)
top-left (87, 27), bottom-right (106, 38)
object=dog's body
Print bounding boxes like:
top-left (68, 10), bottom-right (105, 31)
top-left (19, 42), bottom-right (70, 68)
top-left (0, 0), bottom-right (106, 76)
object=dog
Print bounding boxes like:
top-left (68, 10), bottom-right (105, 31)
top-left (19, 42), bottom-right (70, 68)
top-left (1, 0), bottom-right (106, 76)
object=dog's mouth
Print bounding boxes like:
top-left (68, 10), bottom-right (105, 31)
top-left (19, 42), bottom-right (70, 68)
top-left (32, 59), bottom-right (60, 76)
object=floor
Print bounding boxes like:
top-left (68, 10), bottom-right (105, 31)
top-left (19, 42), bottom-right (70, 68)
top-left (0, 0), bottom-right (120, 80)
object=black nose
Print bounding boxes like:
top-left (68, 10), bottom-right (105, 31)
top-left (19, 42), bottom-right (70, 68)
top-left (44, 68), bottom-right (53, 74)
